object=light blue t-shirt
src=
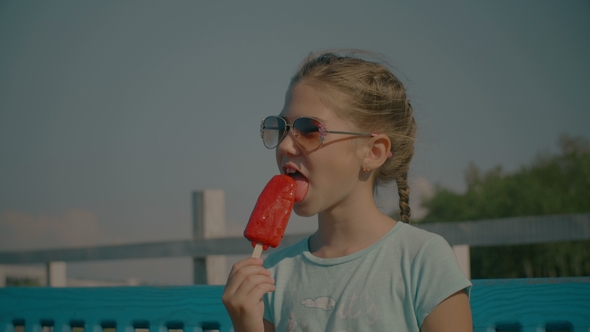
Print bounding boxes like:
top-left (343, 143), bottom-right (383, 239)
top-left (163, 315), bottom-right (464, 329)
top-left (263, 222), bottom-right (471, 331)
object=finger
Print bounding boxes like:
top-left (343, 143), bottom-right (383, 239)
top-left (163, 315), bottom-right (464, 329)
top-left (225, 264), bottom-right (272, 295)
top-left (246, 280), bottom-right (276, 301)
top-left (223, 275), bottom-right (275, 308)
top-left (225, 258), bottom-right (265, 289)
top-left (229, 272), bottom-right (274, 299)
top-left (227, 257), bottom-right (264, 278)
top-left (227, 263), bottom-right (271, 287)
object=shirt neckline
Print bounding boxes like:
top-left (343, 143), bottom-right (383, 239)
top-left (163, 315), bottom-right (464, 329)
top-left (301, 221), bottom-right (404, 266)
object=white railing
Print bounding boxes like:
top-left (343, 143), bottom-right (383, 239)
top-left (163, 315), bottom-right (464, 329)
top-left (1, 190), bottom-right (589, 285)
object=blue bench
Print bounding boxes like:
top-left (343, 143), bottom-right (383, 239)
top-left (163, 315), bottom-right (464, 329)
top-left (1, 278), bottom-right (589, 332)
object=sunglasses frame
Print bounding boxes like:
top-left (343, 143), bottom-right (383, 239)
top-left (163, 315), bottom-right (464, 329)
top-left (260, 115), bottom-right (374, 151)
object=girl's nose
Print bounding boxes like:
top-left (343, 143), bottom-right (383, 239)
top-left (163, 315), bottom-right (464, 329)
top-left (276, 129), bottom-right (300, 156)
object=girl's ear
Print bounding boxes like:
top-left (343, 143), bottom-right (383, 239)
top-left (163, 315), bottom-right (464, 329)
top-left (363, 133), bottom-right (391, 170)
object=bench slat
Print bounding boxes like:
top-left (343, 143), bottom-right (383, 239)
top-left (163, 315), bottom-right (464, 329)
top-left (2, 278), bottom-right (589, 332)
top-left (0, 286), bottom-right (232, 332)
top-left (471, 277), bottom-right (590, 332)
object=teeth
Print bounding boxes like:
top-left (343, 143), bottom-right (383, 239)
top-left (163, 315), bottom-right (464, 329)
top-left (285, 168), bottom-right (296, 174)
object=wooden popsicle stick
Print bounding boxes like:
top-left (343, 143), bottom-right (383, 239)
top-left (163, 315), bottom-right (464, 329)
top-left (251, 243), bottom-right (263, 258)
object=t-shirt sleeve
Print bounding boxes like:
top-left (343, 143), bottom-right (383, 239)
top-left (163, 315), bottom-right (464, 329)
top-left (412, 235), bottom-right (472, 326)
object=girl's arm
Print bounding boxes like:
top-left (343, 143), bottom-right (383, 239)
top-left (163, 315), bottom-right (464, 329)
top-left (420, 290), bottom-right (472, 332)
top-left (222, 257), bottom-right (276, 332)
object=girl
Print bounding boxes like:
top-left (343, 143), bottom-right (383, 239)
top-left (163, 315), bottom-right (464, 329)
top-left (223, 50), bottom-right (472, 332)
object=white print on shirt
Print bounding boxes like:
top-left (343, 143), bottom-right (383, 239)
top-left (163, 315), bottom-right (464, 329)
top-left (300, 296), bottom-right (336, 311)
top-left (287, 312), bottom-right (310, 332)
top-left (288, 312), bottom-right (296, 331)
top-left (290, 292), bottom-right (379, 330)
top-left (336, 292), bottom-right (379, 325)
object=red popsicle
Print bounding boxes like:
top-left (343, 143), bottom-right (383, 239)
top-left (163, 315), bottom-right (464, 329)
top-left (244, 175), bottom-right (296, 258)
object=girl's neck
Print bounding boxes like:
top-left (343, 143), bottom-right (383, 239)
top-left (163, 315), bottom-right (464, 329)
top-left (308, 193), bottom-right (397, 259)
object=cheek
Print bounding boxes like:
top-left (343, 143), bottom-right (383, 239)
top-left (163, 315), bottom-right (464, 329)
top-left (275, 150), bottom-right (283, 171)
top-left (313, 155), bottom-right (354, 187)
top-left (323, 145), bottom-right (362, 176)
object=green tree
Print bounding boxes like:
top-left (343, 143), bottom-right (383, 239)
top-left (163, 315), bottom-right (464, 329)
top-left (419, 135), bottom-right (590, 278)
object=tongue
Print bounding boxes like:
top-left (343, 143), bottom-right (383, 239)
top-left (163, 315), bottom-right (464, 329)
top-left (291, 172), bottom-right (309, 202)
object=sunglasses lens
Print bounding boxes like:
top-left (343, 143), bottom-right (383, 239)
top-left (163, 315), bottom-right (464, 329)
top-left (262, 116), bottom-right (285, 149)
top-left (293, 117), bottom-right (322, 150)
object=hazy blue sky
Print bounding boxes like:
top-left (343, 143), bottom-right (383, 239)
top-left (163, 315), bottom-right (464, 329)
top-left (1, 1), bottom-right (589, 284)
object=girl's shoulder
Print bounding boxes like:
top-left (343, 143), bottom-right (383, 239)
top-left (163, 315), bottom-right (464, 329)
top-left (396, 222), bottom-right (443, 240)
top-left (387, 222), bottom-right (454, 256)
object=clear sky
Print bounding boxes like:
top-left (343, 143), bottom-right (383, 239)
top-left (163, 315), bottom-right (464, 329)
top-left (1, 1), bottom-right (589, 285)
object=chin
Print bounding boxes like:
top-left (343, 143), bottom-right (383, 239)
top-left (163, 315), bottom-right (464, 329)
top-left (293, 203), bottom-right (317, 218)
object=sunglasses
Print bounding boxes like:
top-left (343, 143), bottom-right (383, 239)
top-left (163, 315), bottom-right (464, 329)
top-left (260, 116), bottom-right (373, 151)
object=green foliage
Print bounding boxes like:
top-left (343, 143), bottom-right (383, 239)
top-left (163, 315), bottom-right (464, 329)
top-left (6, 277), bottom-right (41, 287)
top-left (420, 135), bottom-right (590, 278)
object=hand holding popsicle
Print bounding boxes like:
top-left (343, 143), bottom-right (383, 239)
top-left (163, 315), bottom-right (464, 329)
top-left (226, 176), bottom-right (304, 330)
top-left (244, 175), bottom-right (297, 258)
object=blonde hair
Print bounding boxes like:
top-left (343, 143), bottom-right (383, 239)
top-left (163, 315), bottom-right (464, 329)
top-left (289, 50), bottom-right (417, 223)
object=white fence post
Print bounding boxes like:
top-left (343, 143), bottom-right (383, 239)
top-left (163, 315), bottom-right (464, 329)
top-left (452, 245), bottom-right (471, 279)
top-left (0, 266), bottom-right (5, 287)
top-left (193, 190), bottom-right (227, 285)
top-left (46, 261), bottom-right (66, 287)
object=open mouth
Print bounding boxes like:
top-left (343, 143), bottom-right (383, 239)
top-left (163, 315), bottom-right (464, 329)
top-left (284, 167), bottom-right (300, 177)
top-left (284, 168), bottom-right (309, 202)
